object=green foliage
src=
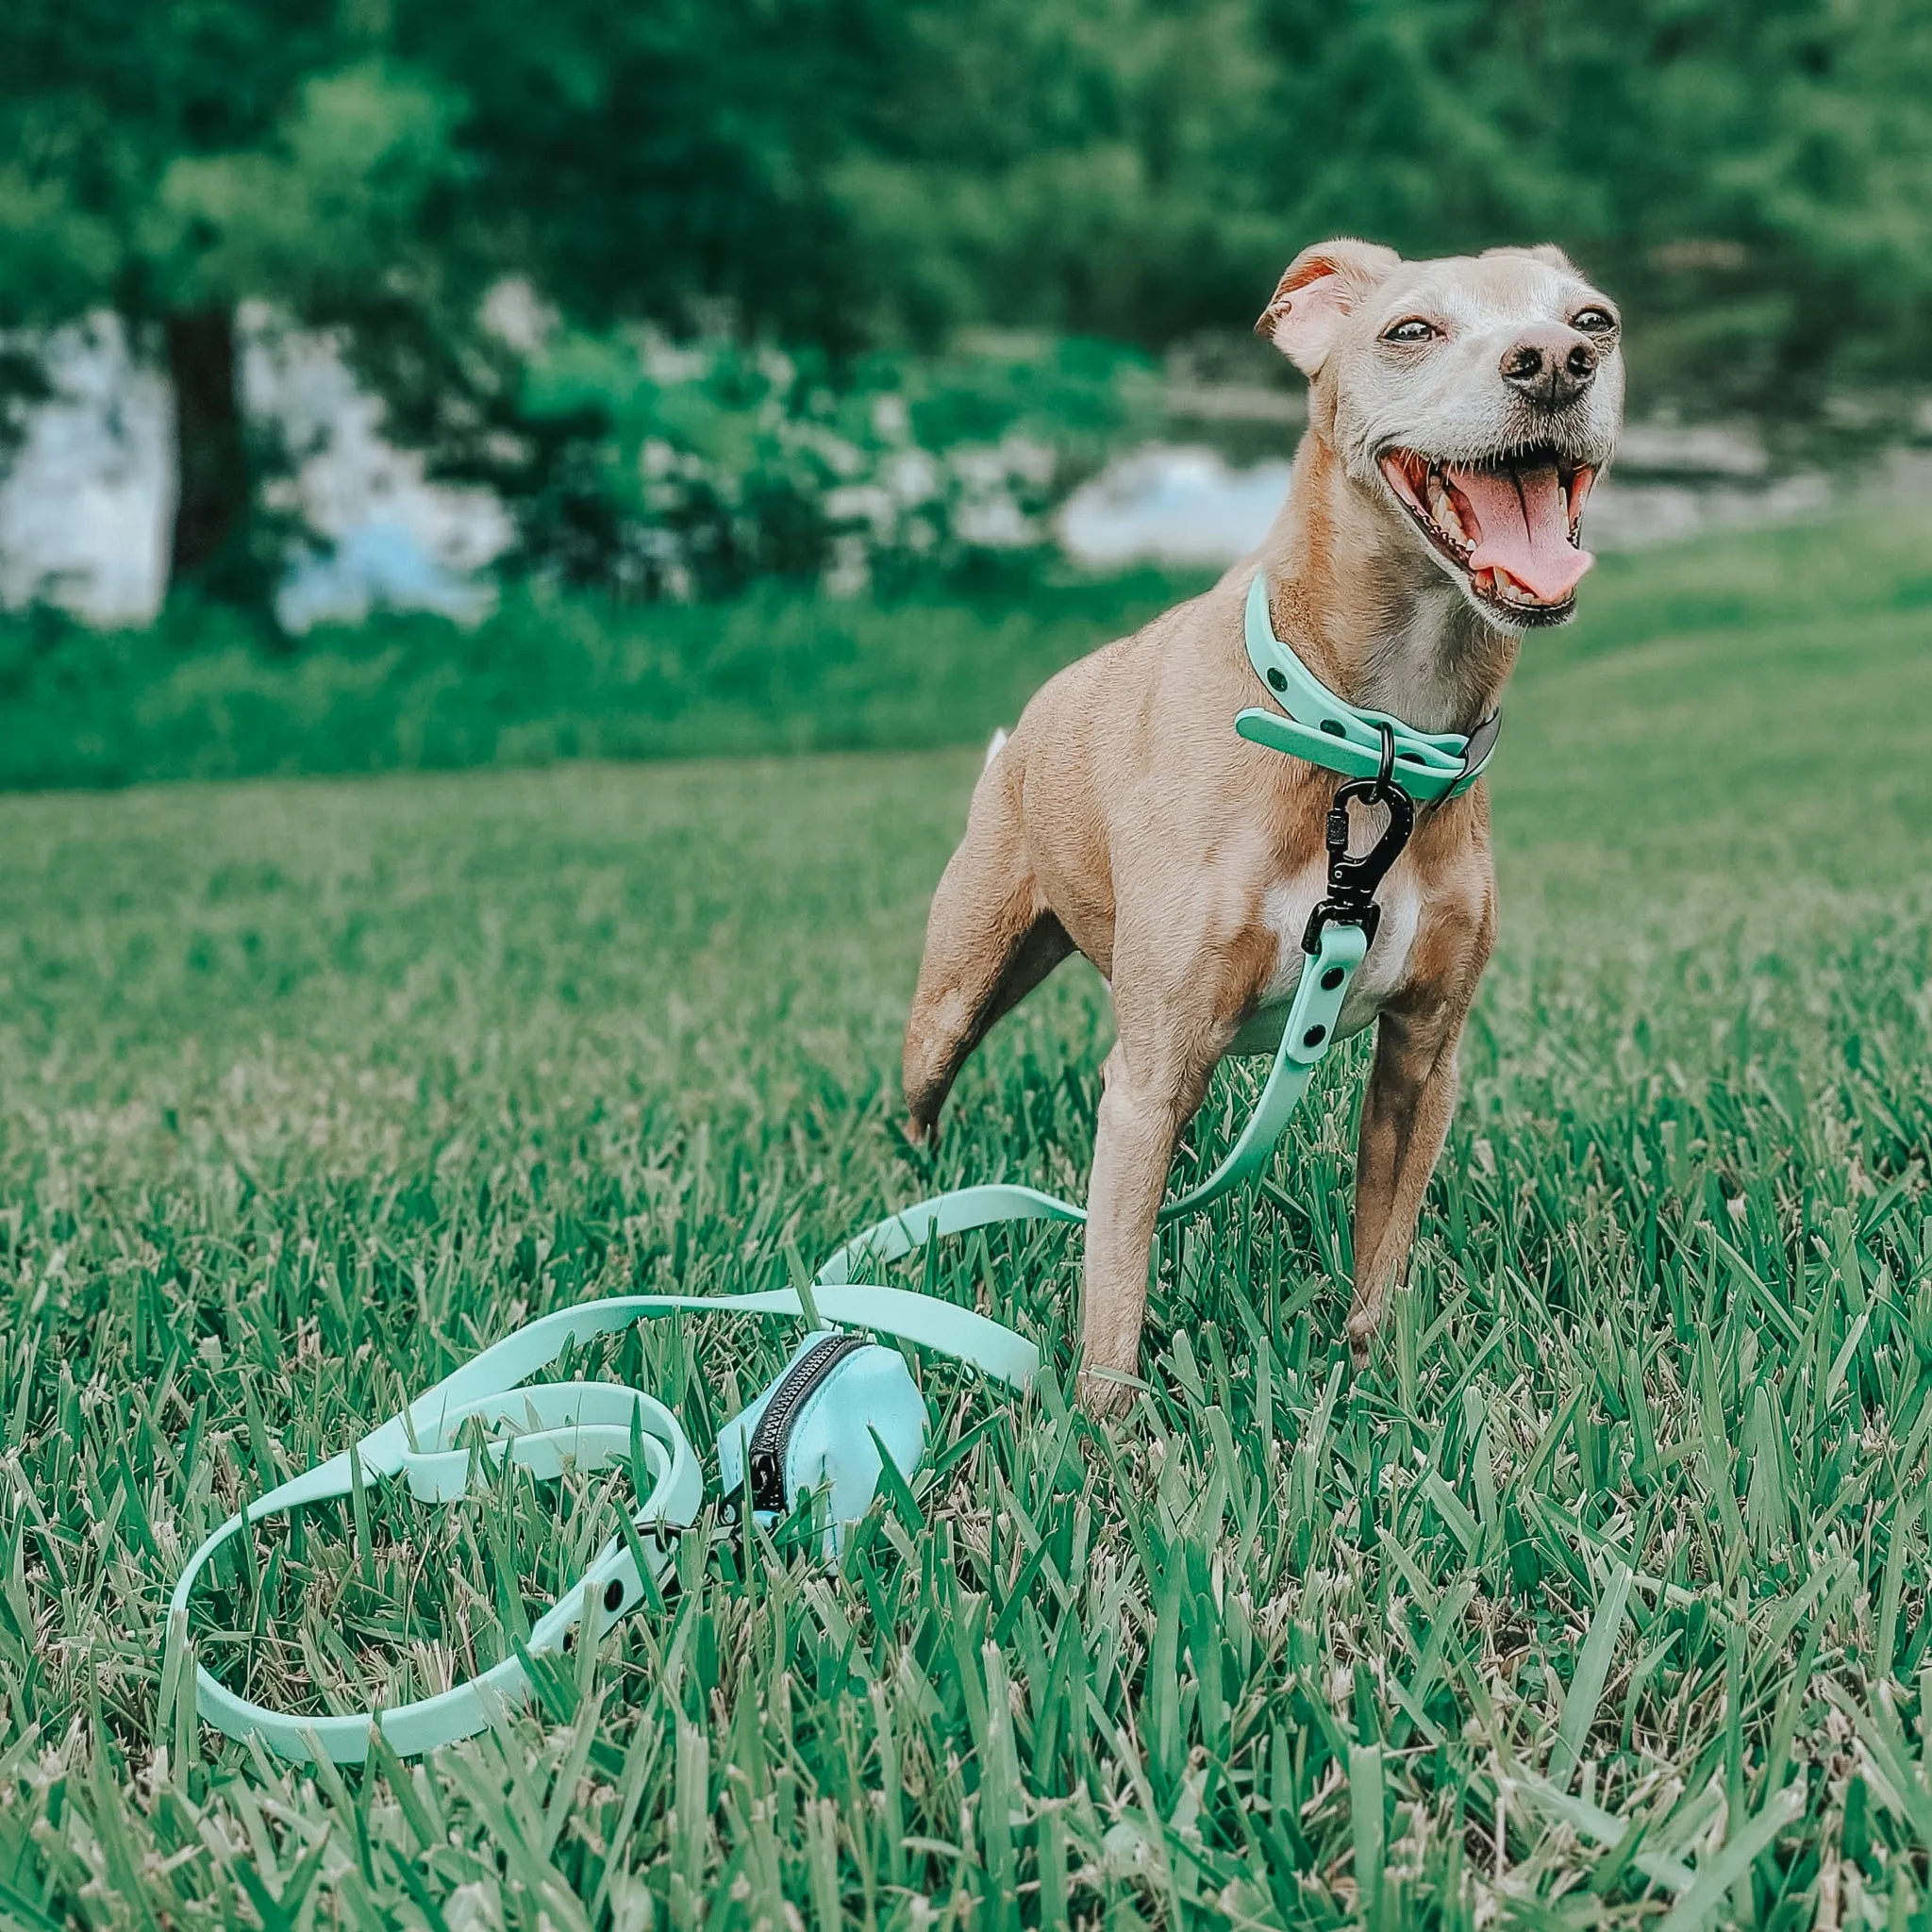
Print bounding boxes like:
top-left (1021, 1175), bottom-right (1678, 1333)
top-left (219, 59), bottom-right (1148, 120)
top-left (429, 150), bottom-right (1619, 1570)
top-left (830, 0), bottom-right (1278, 344)
top-left (0, 0), bottom-right (478, 607)
top-left (388, 0), bottom-right (893, 347)
top-left (819, 0), bottom-right (1932, 406)
top-left (11, 0), bottom-right (1932, 604)
top-left (141, 61), bottom-right (464, 313)
top-left (512, 330), bottom-right (1160, 594)
top-left (0, 513), bottom-right (1928, 1920)
top-left (0, 3), bottom-right (459, 327)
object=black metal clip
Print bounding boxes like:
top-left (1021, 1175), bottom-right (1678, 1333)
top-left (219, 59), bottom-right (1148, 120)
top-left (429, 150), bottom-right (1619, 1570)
top-left (1301, 724), bottom-right (1416, 954)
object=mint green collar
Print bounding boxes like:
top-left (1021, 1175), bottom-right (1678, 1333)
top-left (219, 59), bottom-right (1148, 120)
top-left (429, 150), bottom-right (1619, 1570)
top-left (1235, 572), bottom-right (1499, 800)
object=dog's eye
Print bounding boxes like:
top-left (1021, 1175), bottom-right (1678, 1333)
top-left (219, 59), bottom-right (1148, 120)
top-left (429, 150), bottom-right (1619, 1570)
top-left (1381, 318), bottom-right (1439, 344)
top-left (1572, 306), bottom-right (1618, 333)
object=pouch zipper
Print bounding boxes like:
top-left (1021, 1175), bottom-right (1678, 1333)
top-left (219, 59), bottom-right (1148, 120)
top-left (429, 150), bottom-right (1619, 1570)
top-left (746, 1332), bottom-right (868, 1513)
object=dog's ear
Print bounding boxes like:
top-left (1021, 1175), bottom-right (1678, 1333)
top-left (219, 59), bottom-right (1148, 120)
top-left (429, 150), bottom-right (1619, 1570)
top-left (1257, 239), bottom-right (1402, 375)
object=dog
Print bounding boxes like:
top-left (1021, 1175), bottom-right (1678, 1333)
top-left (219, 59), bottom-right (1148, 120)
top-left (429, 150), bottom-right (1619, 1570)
top-left (903, 239), bottom-right (1624, 1406)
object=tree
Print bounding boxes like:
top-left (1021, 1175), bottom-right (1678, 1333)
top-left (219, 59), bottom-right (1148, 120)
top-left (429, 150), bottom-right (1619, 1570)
top-left (8, 0), bottom-right (1932, 613)
top-left (347, 0), bottom-right (913, 584)
top-left (0, 0), bottom-right (466, 608)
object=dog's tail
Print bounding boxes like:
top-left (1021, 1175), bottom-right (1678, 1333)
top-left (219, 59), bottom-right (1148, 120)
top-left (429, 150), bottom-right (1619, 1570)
top-left (984, 726), bottom-right (1009, 769)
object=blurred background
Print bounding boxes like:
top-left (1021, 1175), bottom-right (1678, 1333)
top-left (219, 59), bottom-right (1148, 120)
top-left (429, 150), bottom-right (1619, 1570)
top-left (3, 0), bottom-right (1932, 784)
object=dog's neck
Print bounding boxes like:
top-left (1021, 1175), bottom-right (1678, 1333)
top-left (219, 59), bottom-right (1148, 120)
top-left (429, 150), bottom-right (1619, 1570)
top-left (1258, 431), bottom-right (1519, 737)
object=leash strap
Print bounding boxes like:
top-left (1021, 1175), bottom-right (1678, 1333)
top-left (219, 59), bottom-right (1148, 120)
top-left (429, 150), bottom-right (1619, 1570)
top-left (1233, 572), bottom-right (1499, 800)
top-left (165, 1286), bottom-right (1035, 1763)
top-left (169, 925), bottom-right (1370, 1765)
top-left (168, 572), bottom-right (1452, 1763)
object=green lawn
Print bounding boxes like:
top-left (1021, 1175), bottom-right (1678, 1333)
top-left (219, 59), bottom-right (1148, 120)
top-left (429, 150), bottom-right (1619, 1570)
top-left (0, 568), bottom-right (1208, 791)
top-left (4, 509), bottom-right (1932, 1927)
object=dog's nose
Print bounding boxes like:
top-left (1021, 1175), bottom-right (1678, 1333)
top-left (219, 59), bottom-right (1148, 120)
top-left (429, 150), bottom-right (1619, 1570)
top-left (1499, 326), bottom-right (1597, 408)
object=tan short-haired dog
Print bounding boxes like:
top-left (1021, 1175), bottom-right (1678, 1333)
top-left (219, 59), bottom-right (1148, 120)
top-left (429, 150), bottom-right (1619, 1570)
top-left (904, 239), bottom-right (1624, 1405)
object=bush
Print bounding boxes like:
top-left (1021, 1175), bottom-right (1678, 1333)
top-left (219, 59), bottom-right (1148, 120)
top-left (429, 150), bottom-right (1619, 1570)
top-left (508, 331), bottom-right (1162, 598)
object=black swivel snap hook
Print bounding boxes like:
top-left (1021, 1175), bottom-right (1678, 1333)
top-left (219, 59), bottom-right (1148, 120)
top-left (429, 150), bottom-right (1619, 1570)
top-left (1301, 723), bottom-right (1417, 954)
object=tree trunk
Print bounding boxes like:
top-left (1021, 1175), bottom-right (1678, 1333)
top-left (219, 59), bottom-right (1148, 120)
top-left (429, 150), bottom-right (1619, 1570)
top-left (165, 306), bottom-right (253, 599)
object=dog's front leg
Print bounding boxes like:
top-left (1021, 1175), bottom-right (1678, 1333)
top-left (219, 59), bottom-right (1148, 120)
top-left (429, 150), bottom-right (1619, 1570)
top-left (1345, 978), bottom-right (1478, 1361)
top-left (1076, 1035), bottom-right (1217, 1411)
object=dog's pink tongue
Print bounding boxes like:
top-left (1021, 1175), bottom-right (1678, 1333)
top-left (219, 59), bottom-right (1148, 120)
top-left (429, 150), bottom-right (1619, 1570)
top-left (1452, 461), bottom-right (1592, 604)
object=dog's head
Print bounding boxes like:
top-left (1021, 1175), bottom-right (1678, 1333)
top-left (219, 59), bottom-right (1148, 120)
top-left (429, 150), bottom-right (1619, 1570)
top-left (1258, 239), bottom-right (1624, 628)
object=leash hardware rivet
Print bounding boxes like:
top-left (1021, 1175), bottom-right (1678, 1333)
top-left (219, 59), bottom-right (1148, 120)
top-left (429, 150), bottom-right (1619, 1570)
top-left (604, 1578), bottom-right (625, 1611)
top-left (1303, 1024), bottom-right (1326, 1048)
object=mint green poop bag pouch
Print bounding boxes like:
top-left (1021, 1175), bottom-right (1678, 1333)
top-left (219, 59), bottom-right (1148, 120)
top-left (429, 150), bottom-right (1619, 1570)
top-left (716, 1331), bottom-right (926, 1557)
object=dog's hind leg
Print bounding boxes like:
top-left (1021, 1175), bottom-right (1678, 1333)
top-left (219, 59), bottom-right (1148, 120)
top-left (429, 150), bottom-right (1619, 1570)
top-left (903, 766), bottom-right (1073, 1142)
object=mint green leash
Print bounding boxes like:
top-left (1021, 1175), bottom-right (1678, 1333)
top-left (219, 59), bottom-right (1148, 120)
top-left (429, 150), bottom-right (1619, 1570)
top-left (164, 1285), bottom-right (1034, 1764)
top-left (166, 569), bottom-right (1491, 1763)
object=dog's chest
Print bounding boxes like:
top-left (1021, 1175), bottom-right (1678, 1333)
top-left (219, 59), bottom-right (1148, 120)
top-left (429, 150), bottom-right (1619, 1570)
top-left (1228, 863), bottom-right (1421, 1056)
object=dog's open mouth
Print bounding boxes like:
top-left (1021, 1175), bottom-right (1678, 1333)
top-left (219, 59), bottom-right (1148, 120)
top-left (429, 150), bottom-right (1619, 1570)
top-left (1378, 447), bottom-right (1597, 620)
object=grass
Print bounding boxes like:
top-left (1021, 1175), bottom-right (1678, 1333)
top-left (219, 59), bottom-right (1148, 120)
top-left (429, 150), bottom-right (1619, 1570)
top-left (1, 505), bottom-right (1931, 1926)
top-left (0, 568), bottom-right (1207, 791)
top-left (4, 502), bottom-right (1932, 795)
top-left (4, 480), bottom-right (1927, 795)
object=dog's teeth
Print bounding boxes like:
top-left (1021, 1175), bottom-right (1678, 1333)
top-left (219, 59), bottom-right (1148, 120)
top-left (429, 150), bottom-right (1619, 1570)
top-left (1477, 568), bottom-right (1541, 607)
top-left (1427, 483), bottom-right (1469, 549)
